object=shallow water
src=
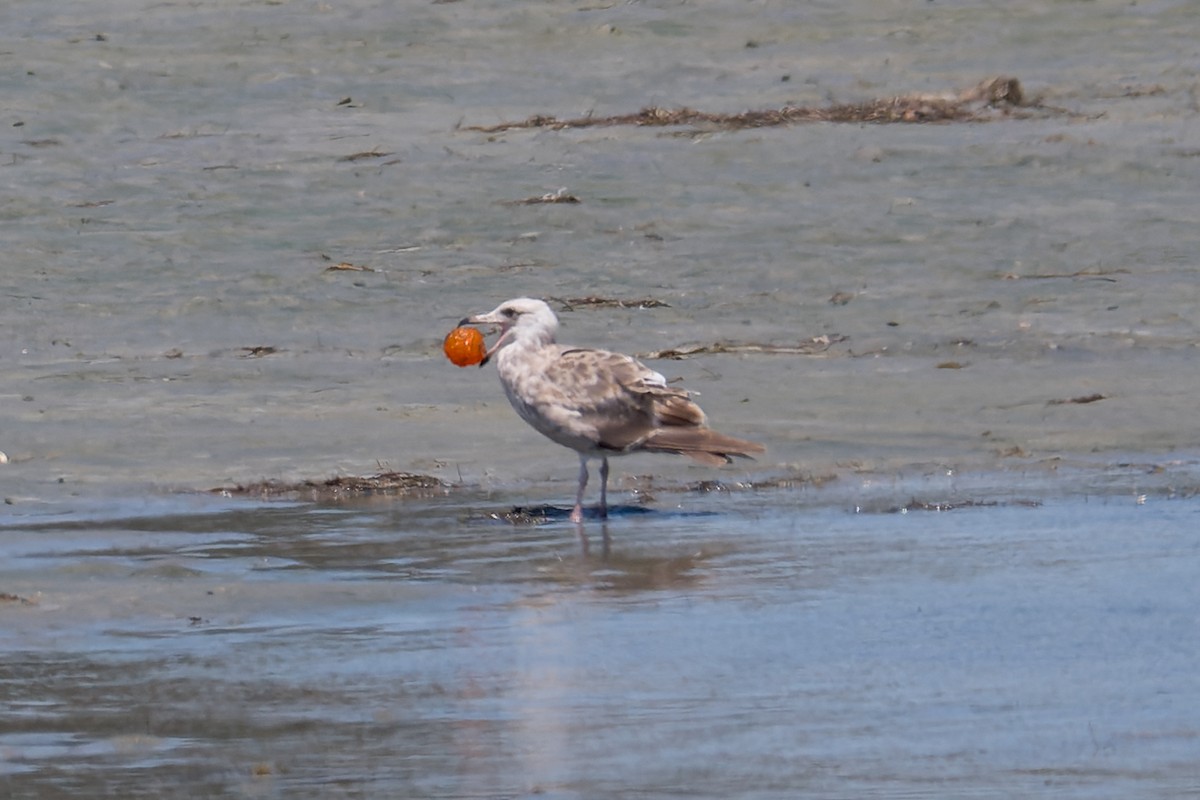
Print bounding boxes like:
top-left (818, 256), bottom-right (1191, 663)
top-left (3, 486), bottom-right (1200, 798)
top-left (3, 0), bottom-right (1200, 796)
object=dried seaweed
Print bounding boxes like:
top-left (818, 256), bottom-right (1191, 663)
top-left (1047, 393), bottom-right (1107, 406)
top-left (324, 262), bottom-right (376, 272)
top-left (212, 471), bottom-right (447, 500)
top-left (641, 334), bottom-right (847, 360)
top-left (501, 188), bottom-right (581, 205)
top-left (337, 147), bottom-right (393, 162)
top-left (486, 506), bottom-right (554, 526)
top-left (1000, 268), bottom-right (1129, 282)
top-left (550, 295), bottom-right (671, 310)
top-left (829, 291), bottom-right (855, 306)
top-left (239, 346), bottom-right (279, 358)
top-left (467, 77), bottom-right (1057, 134)
top-left (875, 497), bottom-right (1043, 513)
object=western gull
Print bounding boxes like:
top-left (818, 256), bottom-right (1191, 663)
top-left (462, 297), bottom-right (764, 523)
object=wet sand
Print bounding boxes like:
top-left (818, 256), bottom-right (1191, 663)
top-left (3, 0), bottom-right (1200, 795)
top-left (4, 0), bottom-right (1200, 501)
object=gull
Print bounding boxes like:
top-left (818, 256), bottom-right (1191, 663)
top-left (462, 298), bottom-right (765, 523)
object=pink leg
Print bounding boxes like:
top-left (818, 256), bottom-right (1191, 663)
top-left (571, 455), bottom-right (589, 523)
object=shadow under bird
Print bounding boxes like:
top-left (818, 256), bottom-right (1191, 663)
top-left (461, 297), bottom-right (765, 523)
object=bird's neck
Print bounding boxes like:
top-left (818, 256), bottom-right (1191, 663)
top-left (508, 324), bottom-right (556, 350)
top-left (495, 326), bottom-right (554, 373)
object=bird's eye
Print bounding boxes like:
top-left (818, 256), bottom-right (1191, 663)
top-left (501, 307), bottom-right (518, 319)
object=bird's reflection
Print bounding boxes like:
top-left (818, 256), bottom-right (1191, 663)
top-left (575, 518), bottom-right (611, 559)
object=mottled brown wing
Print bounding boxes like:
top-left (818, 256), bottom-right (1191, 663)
top-left (607, 356), bottom-right (708, 427)
top-left (547, 348), bottom-right (706, 451)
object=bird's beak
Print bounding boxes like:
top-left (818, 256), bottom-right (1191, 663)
top-left (460, 312), bottom-right (505, 367)
top-left (459, 311), bottom-right (501, 327)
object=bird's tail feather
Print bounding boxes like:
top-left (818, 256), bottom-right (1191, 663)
top-left (642, 428), bottom-right (765, 466)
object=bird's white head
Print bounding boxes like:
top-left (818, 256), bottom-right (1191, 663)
top-left (461, 297), bottom-right (558, 364)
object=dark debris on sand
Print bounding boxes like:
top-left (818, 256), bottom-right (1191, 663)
top-left (641, 334), bottom-right (847, 360)
top-left (485, 506), bottom-right (555, 526)
top-left (466, 77), bottom-right (1063, 134)
top-left (686, 474), bottom-right (840, 494)
top-left (884, 497), bottom-right (1043, 513)
top-left (550, 295), bottom-right (672, 311)
top-left (211, 471), bottom-right (447, 501)
top-left (501, 188), bottom-right (582, 205)
top-left (1047, 393), bottom-right (1107, 406)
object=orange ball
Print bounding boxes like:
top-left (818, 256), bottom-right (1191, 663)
top-left (443, 326), bottom-right (487, 367)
